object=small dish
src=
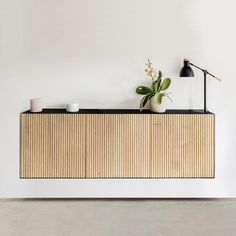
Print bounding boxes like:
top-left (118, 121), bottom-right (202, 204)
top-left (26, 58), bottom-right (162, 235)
top-left (66, 103), bottom-right (79, 112)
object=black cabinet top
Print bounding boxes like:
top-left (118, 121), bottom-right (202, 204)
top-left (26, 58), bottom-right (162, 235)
top-left (21, 109), bottom-right (214, 115)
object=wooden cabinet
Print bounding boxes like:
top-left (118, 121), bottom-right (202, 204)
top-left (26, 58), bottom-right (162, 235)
top-left (20, 109), bottom-right (215, 179)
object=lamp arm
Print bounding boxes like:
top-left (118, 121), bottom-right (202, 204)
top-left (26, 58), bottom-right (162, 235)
top-left (190, 63), bottom-right (221, 81)
top-left (190, 63), bottom-right (205, 72)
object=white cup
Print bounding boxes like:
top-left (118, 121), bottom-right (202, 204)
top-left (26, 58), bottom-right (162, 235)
top-left (66, 103), bottom-right (80, 112)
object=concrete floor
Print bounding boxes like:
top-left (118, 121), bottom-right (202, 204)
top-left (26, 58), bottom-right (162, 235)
top-left (0, 199), bottom-right (236, 236)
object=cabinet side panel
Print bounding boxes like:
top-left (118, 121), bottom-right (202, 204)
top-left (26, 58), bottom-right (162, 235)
top-left (20, 114), bottom-right (27, 178)
top-left (207, 115), bottom-right (215, 177)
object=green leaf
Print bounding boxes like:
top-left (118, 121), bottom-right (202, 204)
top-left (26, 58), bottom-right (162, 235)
top-left (136, 86), bottom-right (153, 95)
top-left (140, 96), bottom-right (146, 111)
top-left (140, 93), bottom-right (154, 111)
top-left (153, 78), bottom-right (161, 92)
top-left (160, 78), bottom-right (171, 91)
top-left (156, 92), bottom-right (164, 104)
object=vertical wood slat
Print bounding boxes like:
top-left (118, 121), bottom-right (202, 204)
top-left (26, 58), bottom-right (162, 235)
top-left (86, 114), bottom-right (150, 178)
top-left (20, 113), bottom-right (215, 179)
top-left (20, 114), bottom-right (86, 178)
top-left (150, 114), bottom-right (214, 178)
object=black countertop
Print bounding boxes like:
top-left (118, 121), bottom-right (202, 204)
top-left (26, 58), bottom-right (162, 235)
top-left (22, 109), bottom-right (214, 115)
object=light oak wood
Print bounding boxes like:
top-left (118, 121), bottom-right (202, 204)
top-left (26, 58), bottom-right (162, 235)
top-left (150, 114), bottom-right (214, 178)
top-left (86, 114), bottom-right (150, 178)
top-left (20, 114), bottom-right (86, 178)
top-left (20, 113), bottom-right (215, 178)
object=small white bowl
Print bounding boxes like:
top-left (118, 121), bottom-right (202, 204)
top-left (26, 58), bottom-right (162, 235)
top-left (66, 103), bottom-right (79, 112)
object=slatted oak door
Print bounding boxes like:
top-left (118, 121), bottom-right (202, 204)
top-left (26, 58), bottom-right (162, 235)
top-left (150, 114), bottom-right (215, 178)
top-left (20, 114), bottom-right (86, 178)
top-left (86, 114), bottom-right (150, 178)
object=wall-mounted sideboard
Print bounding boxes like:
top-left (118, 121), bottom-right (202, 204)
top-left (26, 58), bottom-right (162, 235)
top-left (20, 109), bottom-right (215, 179)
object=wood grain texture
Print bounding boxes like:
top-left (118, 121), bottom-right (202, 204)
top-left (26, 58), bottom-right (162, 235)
top-left (20, 113), bottom-right (215, 179)
top-left (20, 114), bottom-right (86, 178)
top-left (150, 114), bottom-right (214, 178)
top-left (86, 114), bottom-right (150, 178)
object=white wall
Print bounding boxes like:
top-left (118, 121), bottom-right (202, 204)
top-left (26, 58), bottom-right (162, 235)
top-left (0, 0), bottom-right (235, 198)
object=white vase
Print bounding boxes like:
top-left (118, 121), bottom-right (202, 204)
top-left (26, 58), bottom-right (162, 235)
top-left (30, 98), bottom-right (43, 112)
top-left (150, 95), bottom-right (166, 113)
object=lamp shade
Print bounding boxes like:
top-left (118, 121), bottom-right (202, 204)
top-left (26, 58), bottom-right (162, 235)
top-left (179, 59), bottom-right (195, 77)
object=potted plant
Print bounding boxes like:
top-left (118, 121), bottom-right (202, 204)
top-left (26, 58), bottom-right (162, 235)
top-left (136, 59), bottom-right (172, 113)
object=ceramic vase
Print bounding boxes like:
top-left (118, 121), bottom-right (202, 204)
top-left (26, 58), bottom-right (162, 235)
top-left (150, 95), bottom-right (166, 113)
top-left (30, 98), bottom-right (43, 112)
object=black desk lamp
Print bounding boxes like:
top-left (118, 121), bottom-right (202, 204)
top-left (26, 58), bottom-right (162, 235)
top-left (179, 59), bottom-right (221, 113)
